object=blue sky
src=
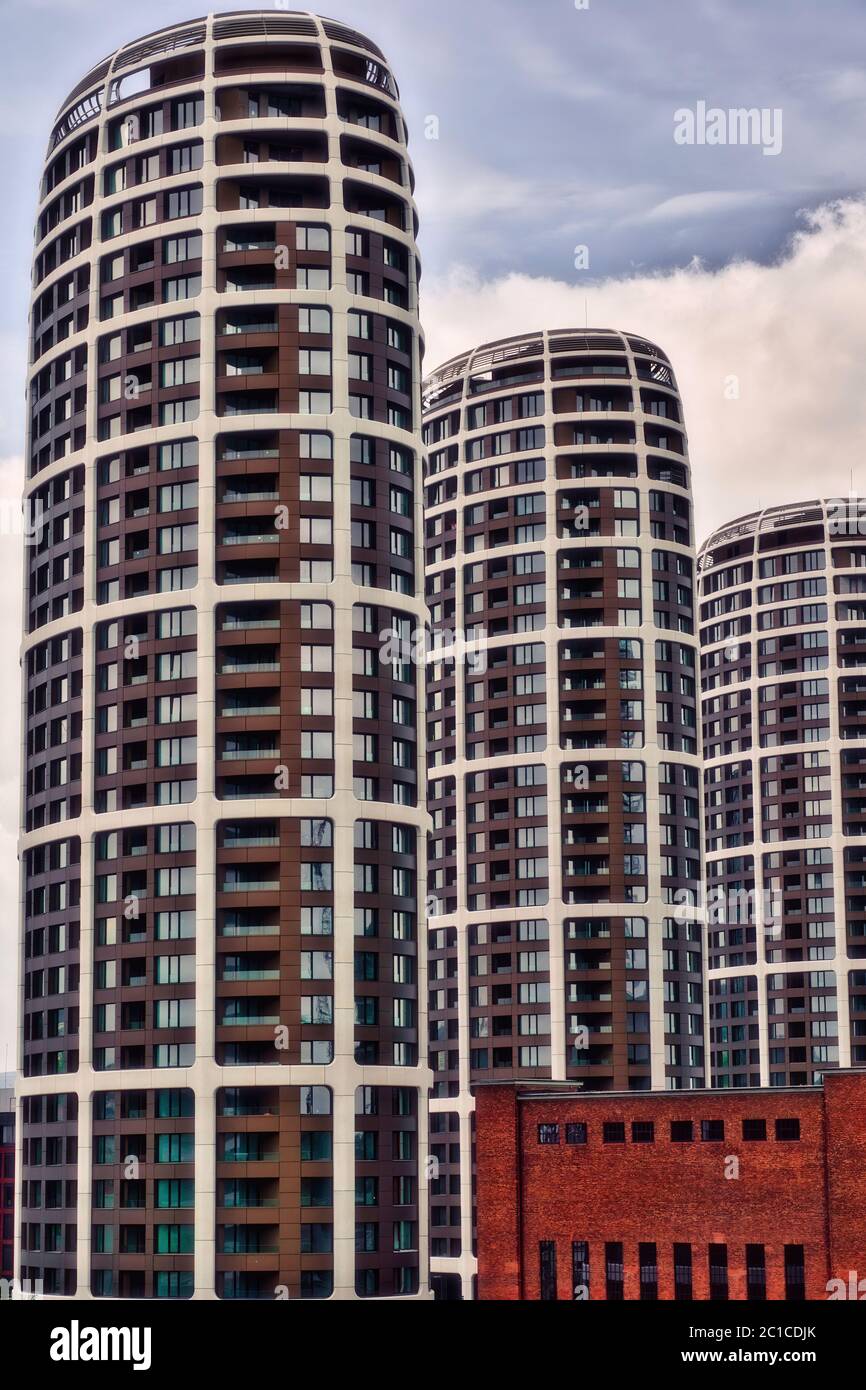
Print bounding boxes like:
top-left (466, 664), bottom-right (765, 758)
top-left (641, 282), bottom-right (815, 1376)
top-left (2, 0), bottom-right (866, 1056)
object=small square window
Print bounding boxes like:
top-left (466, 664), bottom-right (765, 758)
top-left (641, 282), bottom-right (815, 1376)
top-left (537, 1123), bottom-right (559, 1146)
top-left (701, 1119), bottom-right (725, 1142)
top-left (742, 1118), bottom-right (767, 1141)
top-left (603, 1122), bottom-right (626, 1144)
top-left (670, 1120), bottom-right (693, 1142)
top-left (631, 1121), bottom-right (654, 1144)
top-left (565, 1122), bottom-right (587, 1146)
top-left (775, 1118), bottom-right (800, 1142)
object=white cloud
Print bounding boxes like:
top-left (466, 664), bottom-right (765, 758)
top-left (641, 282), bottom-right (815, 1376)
top-left (417, 158), bottom-right (538, 224)
top-left (813, 67), bottom-right (866, 103)
top-left (416, 152), bottom-right (658, 235)
top-left (499, 31), bottom-right (612, 103)
top-left (626, 189), bottom-right (768, 224)
top-left (420, 196), bottom-right (866, 544)
top-left (0, 332), bottom-right (29, 458)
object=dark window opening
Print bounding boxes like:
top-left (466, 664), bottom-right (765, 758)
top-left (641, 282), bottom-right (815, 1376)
top-left (639, 1242), bottom-right (658, 1300)
top-left (785, 1245), bottom-right (805, 1300)
top-left (572, 1240), bottom-right (590, 1300)
top-left (605, 1241), bottom-right (624, 1300)
top-left (540, 1239), bottom-right (557, 1301)
top-left (709, 1243), bottom-right (728, 1301)
top-left (742, 1118), bottom-right (767, 1141)
top-left (674, 1242), bottom-right (692, 1300)
top-left (746, 1244), bottom-right (766, 1301)
top-left (670, 1120), bottom-right (693, 1142)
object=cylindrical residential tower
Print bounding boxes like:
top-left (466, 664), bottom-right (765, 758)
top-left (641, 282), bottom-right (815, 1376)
top-left (699, 499), bottom-right (866, 1090)
top-left (423, 329), bottom-right (705, 1297)
top-left (17, 11), bottom-right (430, 1300)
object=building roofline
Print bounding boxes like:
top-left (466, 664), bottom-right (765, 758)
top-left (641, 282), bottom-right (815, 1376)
top-left (472, 1069), bottom-right (866, 1101)
top-left (422, 327), bottom-right (672, 389)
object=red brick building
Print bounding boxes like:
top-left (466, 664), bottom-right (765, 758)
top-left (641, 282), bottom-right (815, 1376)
top-left (476, 1071), bottom-right (866, 1300)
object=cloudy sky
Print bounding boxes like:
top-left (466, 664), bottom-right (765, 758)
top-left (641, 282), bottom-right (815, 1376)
top-left (1, 0), bottom-right (866, 1056)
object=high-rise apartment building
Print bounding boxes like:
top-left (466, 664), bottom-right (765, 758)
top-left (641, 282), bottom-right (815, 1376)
top-left (18, 11), bottom-right (430, 1299)
top-left (699, 499), bottom-right (866, 1089)
top-left (0, 1078), bottom-right (13, 1286)
top-left (422, 329), bottom-right (705, 1297)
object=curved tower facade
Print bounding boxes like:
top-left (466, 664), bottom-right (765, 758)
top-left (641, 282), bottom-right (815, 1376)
top-left (18, 11), bottom-right (430, 1300)
top-left (423, 329), bottom-right (705, 1297)
top-left (699, 500), bottom-right (866, 1089)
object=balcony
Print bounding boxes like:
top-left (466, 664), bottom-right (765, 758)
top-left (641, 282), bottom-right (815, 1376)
top-left (220, 524), bottom-right (279, 546)
top-left (221, 870), bottom-right (280, 891)
top-left (219, 658), bottom-right (280, 674)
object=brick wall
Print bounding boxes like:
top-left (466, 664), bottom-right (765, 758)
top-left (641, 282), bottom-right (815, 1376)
top-left (476, 1075), bottom-right (866, 1300)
